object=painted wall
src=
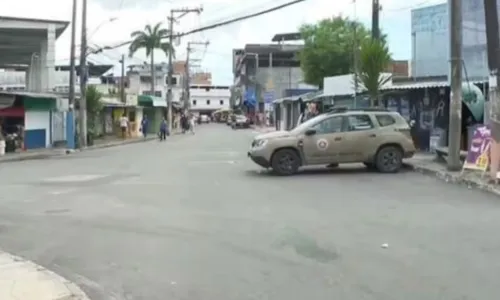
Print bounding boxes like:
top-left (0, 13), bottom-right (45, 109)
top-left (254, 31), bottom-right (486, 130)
top-left (190, 86), bottom-right (230, 110)
top-left (412, 0), bottom-right (490, 80)
top-left (25, 110), bottom-right (51, 148)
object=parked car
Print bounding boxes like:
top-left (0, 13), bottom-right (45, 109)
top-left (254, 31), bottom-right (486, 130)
top-left (232, 115), bottom-right (251, 129)
top-left (200, 115), bottom-right (210, 124)
top-left (247, 107), bottom-right (416, 175)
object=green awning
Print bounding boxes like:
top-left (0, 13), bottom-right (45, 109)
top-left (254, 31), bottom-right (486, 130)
top-left (138, 95), bottom-right (167, 107)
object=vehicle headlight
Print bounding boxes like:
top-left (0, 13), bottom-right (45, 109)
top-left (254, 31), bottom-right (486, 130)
top-left (252, 139), bottom-right (268, 148)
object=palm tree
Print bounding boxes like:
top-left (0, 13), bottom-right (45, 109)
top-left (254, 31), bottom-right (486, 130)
top-left (129, 23), bottom-right (175, 94)
top-left (356, 39), bottom-right (391, 107)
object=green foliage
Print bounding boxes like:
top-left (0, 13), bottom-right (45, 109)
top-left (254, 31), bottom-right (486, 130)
top-left (299, 16), bottom-right (372, 88)
top-left (357, 39), bottom-right (392, 106)
top-left (128, 22), bottom-right (175, 60)
top-left (86, 85), bottom-right (103, 136)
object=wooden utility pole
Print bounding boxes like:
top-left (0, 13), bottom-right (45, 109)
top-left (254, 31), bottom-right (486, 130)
top-left (447, 0), bottom-right (463, 171)
top-left (119, 54), bottom-right (126, 103)
top-left (166, 7), bottom-right (203, 133)
top-left (79, 0), bottom-right (88, 148)
top-left (67, 0), bottom-right (77, 149)
top-left (483, 0), bottom-right (500, 178)
top-left (371, 0), bottom-right (380, 39)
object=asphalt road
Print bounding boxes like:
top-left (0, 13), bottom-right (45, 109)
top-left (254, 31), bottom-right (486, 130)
top-left (0, 124), bottom-right (499, 300)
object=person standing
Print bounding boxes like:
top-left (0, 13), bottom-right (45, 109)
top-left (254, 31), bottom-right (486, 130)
top-left (141, 115), bottom-right (149, 138)
top-left (159, 117), bottom-right (167, 141)
top-left (119, 114), bottom-right (128, 139)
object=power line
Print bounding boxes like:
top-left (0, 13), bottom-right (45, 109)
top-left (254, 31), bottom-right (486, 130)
top-left (95, 0), bottom-right (306, 52)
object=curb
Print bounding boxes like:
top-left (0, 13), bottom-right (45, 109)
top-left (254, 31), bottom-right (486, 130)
top-left (0, 137), bottom-right (157, 164)
top-left (0, 250), bottom-right (90, 299)
top-left (405, 162), bottom-right (500, 197)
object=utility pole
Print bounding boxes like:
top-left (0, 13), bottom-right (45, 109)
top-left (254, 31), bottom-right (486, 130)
top-left (352, 0), bottom-right (359, 108)
top-left (371, 0), bottom-right (380, 40)
top-left (185, 41), bottom-right (209, 109)
top-left (484, 0), bottom-right (500, 178)
top-left (447, 0), bottom-right (463, 171)
top-left (67, 0), bottom-right (77, 150)
top-left (79, 0), bottom-right (88, 148)
top-left (166, 7), bottom-right (203, 133)
top-left (119, 54), bottom-right (126, 103)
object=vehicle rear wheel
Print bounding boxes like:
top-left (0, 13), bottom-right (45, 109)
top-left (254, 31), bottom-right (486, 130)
top-left (271, 149), bottom-right (300, 176)
top-left (375, 146), bottom-right (403, 173)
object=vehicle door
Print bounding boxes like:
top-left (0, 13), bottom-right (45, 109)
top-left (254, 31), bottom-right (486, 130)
top-left (300, 116), bottom-right (346, 164)
top-left (342, 114), bottom-right (379, 162)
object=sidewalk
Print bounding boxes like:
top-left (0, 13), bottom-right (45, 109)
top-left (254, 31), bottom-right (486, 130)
top-left (251, 126), bottom-right (276, 134)
top-left (406, 154), bottom-right (500, 196)
top-left (0, 250), bottom-right (89, 300)
top-left (0, 136), bottom-right (157, 164)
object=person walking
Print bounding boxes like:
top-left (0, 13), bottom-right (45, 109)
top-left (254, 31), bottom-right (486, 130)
top-left (189, 114), bottom-right (196, 134)
top-left (119, 114), bottom-right (129, 139)
top-left (159, 117), bottom-right (167, 141)
top-left (140, 115), bottom-right (149, 138)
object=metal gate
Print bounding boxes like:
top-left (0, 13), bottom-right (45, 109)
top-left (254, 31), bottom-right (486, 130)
top-left (51, 111), bottom-right (66, 143)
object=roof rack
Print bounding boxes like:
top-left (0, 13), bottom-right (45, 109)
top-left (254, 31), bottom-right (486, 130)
top-left (327, 106), bottom-right (390, 114)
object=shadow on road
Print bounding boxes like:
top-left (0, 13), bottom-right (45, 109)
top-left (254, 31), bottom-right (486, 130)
top-left (244, 164), bottom-right (414, 178)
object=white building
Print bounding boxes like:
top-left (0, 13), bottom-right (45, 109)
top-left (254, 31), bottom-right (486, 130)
top-left (189, 85), bottom-right (230, 113)
top-left (127, 63), bottom-right (183, 104)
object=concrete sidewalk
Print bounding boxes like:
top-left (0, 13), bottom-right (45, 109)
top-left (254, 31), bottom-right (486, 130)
top-left (0, 136), bottom-right (157, 164)
top-left (0, 251), bottom-right (89, 300)
top-left (406, 154), bottom-right (500, 196)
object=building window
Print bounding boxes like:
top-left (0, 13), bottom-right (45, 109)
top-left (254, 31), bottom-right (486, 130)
top-left (220, 100), bottom-right (224, 105)
top-left (192, 100), bottom-right (197, 106)
top-left (206, 99), bottom-right (210, 105)
top-left (154, 91), bottom-right (162, 97)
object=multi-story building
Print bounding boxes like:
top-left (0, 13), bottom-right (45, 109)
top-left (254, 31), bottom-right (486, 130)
top-left (126, 62), bottom-right (185, 104)
top-left (189, 85), bottom-right (230, 113)
top-left (232, 32), bottom-right (317, 111)
top-left (411, 0), bottom-right (487, 80)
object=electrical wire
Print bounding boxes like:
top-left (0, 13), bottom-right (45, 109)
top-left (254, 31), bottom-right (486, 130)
top-left (95, 0), bottom-right (306, 52)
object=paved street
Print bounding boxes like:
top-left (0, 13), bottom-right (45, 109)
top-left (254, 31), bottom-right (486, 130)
top-left (0, 124), bottom-right (499, 300)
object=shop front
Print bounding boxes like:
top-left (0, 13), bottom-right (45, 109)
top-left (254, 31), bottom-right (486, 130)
top-left (138, 95), bottom-right (166, 134)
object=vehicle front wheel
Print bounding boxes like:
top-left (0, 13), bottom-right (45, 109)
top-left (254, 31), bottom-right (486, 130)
top-left (271, 149), bottom-right (301, 176)
top-left (375, 146), bottom-right (403, 173)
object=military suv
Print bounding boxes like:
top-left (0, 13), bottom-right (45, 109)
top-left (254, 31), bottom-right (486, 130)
top-left (247, 107), bottom-right (415, 175)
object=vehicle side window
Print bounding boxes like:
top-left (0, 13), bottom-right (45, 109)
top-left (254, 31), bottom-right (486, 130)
top-left (311, 116), bottom-right (344, 134)
top-left (376, 114), bottom-right (396, 127)
top-left (347, 115), bottom-right (374, 131)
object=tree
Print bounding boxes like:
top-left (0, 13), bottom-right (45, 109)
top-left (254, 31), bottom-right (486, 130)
top-left (86, 85), bottom-right (103, 140)
top-left (129, 23), bottom-right (175, 93)
top-left (357, 39), bottom-right (392, 107)
top-left (299, 17), bottom-right (372, 89)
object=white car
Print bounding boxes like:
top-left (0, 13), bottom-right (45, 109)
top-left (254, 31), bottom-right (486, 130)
top-left (232, 115), bottom-right (250, 129)
top-left (200, 115), bottom-right (210, 123)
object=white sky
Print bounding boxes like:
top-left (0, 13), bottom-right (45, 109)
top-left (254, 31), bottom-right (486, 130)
top-left (0, 0), bottom-right (446, 85)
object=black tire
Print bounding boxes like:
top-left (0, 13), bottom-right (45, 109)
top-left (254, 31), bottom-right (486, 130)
top-left (375, 146), bottom-right (403, 173)
top-left (271, 149), bottom-right (301, 176)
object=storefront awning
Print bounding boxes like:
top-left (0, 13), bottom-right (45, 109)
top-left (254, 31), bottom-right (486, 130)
top-left (138, 95), bottom-right (167, 107)
top-left (101, 97), bottom-right (133, 107)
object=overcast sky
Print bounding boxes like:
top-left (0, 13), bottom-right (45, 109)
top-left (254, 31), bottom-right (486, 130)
top-left (1, 0), bottom-right (446, 85)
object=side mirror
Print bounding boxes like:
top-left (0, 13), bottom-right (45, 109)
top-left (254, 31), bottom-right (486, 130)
top-left (305, 128), bottom-right (316, 136)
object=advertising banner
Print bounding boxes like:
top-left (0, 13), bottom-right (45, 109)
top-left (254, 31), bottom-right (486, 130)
top-left (463, 125), bottom-right (491, 171)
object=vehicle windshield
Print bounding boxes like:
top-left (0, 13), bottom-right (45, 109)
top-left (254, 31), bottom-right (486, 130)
top-left (290, 113), bottom-right (326, 134)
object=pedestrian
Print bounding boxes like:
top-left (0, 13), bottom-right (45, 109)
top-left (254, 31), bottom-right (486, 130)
top-left (181, 114), bottom-right (187, 134)
top-left (189, 114), bottom-right (196, 134)
top-left (119, 113), bottom-right (128, 139)
top-left (159, 117), bottom-right (167, 141)
top-left (140, 115), bottom-right (149, 138)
